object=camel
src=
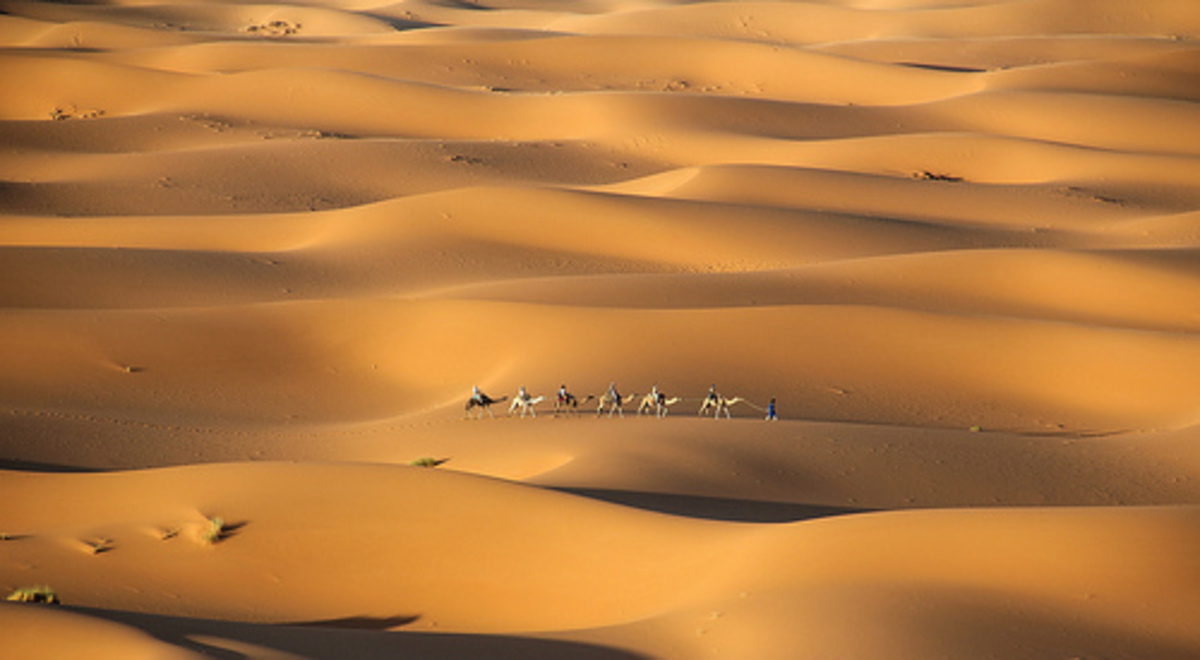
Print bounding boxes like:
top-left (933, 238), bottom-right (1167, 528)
top-left (555, 392), bottom-right (594, 415)
top-left (597, 391), bottom-right (637, 418)
top-left (638, 392), bottom-right (682, 418)
top-left (509, 394), bottom-right (545, 418)
top-left (464, 394), bottom-right (507, 419)
top-left (698, 395), bottom-right (744, 419)
top-left (637, 393), bottom-right (658, 416)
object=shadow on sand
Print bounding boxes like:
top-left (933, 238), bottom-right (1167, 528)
top-left (0, 459), bottom-right (106, 473)
top-left (75, 606), bottom-right (652, 660)
top-left (556, 487), bottom-right (869, 523)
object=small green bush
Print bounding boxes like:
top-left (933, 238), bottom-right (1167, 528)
top-left (410, 457), bottom-right (448, 468)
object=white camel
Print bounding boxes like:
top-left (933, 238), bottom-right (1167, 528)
top-left (699, 395), bottom-right (744, 419)
top-left (597, 391), bottom-right (637, 418)
top-left (657, 396), bottom-right (683, 417)
top-left (509, 393), bottom-right (545, 418)
top-left (638, 392), bottom-right (682, 418)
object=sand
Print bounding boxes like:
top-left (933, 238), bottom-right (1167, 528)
top-left (2, 0), bottom-right (1200, 658)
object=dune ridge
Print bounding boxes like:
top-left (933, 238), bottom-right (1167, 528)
top-left (3, 0), bottom-right (1199, 658)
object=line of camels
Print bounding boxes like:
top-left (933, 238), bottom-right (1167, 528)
top-left (465, 385), bottom-right (750, 420)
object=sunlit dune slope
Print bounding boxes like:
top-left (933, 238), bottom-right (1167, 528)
top-left (3, 463), bottom-right (1200, 658)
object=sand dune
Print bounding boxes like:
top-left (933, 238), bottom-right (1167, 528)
top-left (3, 0), bottom-right (1199, 658)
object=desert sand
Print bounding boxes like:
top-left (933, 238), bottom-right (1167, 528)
top-left (3, 0), bottom-right (1200, 658)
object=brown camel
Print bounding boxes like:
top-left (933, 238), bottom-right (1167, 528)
top-left (464, 394), bottom-right (507, 419)
top-left (555, 391), bottom-right (594, 415)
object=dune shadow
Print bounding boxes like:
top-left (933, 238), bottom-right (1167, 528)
top-left (557, 487), bottom-right (869, 523)
top-left (294, 615), bottom-right (420, 630)
top-left (73, 606), bottom-right (651, 660)
top-left (363, 13), bottom-right (442, 32)
top-left (897, 61), bottom-right (987, 73)
top-left (0, 459), bottom-right (106, 473)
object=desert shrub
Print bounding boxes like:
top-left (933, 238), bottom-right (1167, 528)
top-left (410, 457), bottom-right (448, 468)
top-left (7, 586), bottom-right (59, 604)
top-left (198, 516), bottom-right (226, 545)
top-left (83, 538), bottom-right (113, 554)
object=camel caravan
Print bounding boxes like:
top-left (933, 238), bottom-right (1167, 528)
top-left (466, 383), bottom-right (775, 421)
